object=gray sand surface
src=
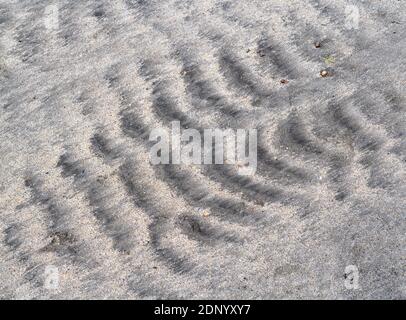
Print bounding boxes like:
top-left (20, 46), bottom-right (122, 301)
top-left (0, 0), bottom-right (405, 299)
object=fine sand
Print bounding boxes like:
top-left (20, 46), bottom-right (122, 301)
top-left (0, 0), bottom-right (405, 299)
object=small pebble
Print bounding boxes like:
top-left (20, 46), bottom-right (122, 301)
top-left (280, 79), bottom-right (289, 84)
top-left (320, 70), bottom-right (329, 77)
top-left (202, 211), bottom-right (210, 217)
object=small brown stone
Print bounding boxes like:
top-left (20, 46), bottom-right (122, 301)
top-left (280, 79), bottom-right (289, 84)
top-left (314, 41), bottom-right (321, 48)
top-left (320, 70), bottom-right (329, 77)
